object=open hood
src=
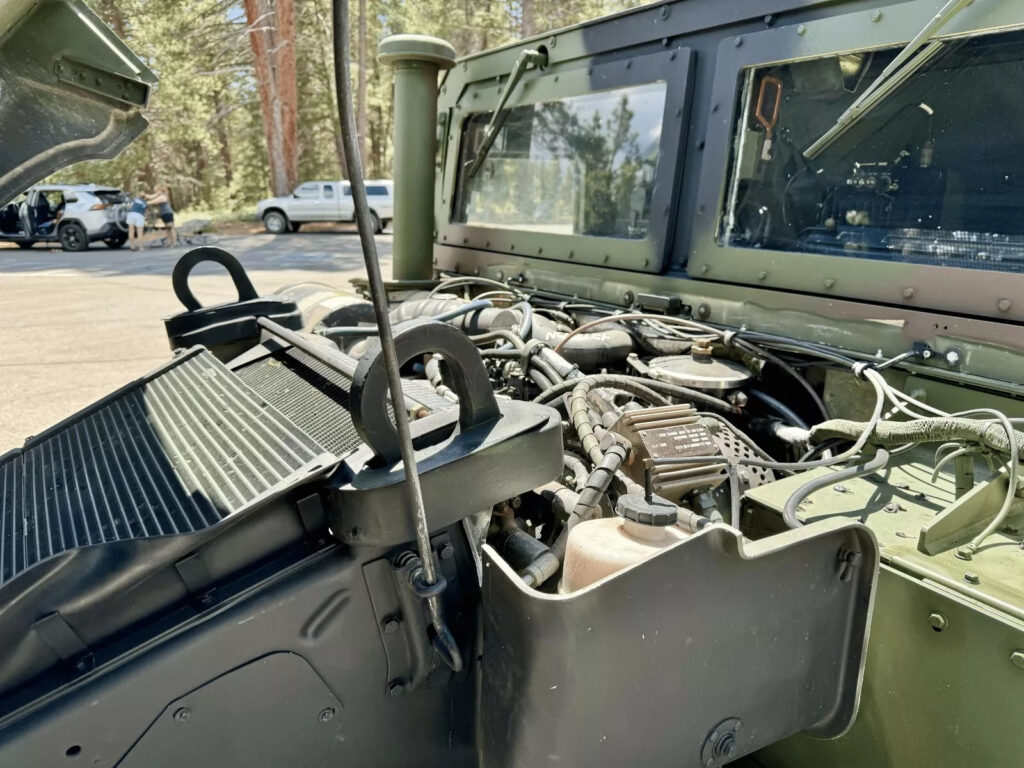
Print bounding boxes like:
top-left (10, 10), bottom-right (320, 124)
top-left (0, 0), bottom-right (155, 204)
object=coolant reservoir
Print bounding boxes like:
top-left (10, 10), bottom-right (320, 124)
top-left (559, 493), bottom-right (689, 593)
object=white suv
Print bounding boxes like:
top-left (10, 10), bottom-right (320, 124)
top-left (0, 184), bottom-right (129, 251)
top-left (256, 180), bottom-right (394, 235)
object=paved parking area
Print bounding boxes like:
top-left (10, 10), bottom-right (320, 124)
top-left (0, 231), bottom-right (392, 452)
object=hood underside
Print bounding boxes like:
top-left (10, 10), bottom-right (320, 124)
top-left (0, 0), bottom-right (156, 205)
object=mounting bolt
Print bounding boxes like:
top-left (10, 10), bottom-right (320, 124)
top-left (697, 303), bottom-right (711, 318)
top-left (623, 290), bottom-right (635, 304)
top-left (883, 502), bottom-right (899, 513)
top-left (318, 707), bottom-right (336, 723)
top-left (928, 612), bottom-right (948, 631)
top-left (902, 287), bottom-right (915, 299)
top-left (963, 571), bottom-right (981, 585)
top-left (382, 616), bottom-right (402, 634)
top-left (921, 348), bottom-right (933, 360)
top-left (173, 707), bottom-right (192, 723)
top-left (757, 270), bottom-right (767, 281)
top-left (997, 298), bottom-right (1012, 312)
top-left (438, 542), bottom-right (455, 561)
top-left (796, 24), bottom-right (807, 35)
top-left (1011, 650), bottom-right (1024, 669)
top-left (824, 278), bottom-right (835, 289)
top-left (955, 546), bottom-right (973, 561)
top-left (871, 10), bottom-right (883, 21)
top-left (833, 484), bottom-right (849, 494)
top-left (945, 349), bottom-right (961, 367)
top-left (660, 5), bottom-right (670, 20)
top-left (387, 679), bottom-right (406, 698)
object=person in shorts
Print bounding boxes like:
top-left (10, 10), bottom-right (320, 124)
top-left (145, 186), bottom-right (176, 247)
top-left (126, 194), bottom-right (147, 251)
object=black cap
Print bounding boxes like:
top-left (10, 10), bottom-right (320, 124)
top-left (616, 493), bottom-right (678, 526)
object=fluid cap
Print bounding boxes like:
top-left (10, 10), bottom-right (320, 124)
top-left (616, 492), bottom-right (678, 526)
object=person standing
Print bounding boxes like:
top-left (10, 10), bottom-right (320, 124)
top-left (126, 193), bottom-right (147, 251)
top-left (145, 186), bottom-right (176, 247)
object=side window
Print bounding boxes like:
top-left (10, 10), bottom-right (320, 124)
top-left (722, 28), bottom-right (1024, 274)
top-left (365, 185), bottom-right (389, 196)
top-left (295, 183), bottom-right (319, 199)
top-left (452, 82), bottom-right (667, 240)
top-left (323, 183), bottom-right (335, 199)
top-left (342, 185), bottom-right (352, 196)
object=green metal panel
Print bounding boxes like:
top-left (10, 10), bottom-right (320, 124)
top-left (757, 566), bottom-right (1024, 768)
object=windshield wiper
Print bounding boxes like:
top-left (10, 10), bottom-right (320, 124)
top-left (803, 0), bottom-right (975, 159)
top-left (464, 47), bottom-right (548, 179)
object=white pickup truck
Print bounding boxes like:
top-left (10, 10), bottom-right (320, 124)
top-left (256, 179), bottom-right (394, 234)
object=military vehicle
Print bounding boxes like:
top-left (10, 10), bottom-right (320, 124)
top-left (1, 0), bottom-right (1021, 765)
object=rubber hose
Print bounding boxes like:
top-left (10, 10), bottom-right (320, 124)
top-left (782, 449), bottom-right (890, 529)
top-left (534, 374), bottom-right (668, 408)
top-left (551, 443), bottom-right (629, 559)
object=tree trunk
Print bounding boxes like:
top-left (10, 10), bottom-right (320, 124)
top-left (521, 0), bottom-right (536, 38)
top-left (243, 0), bottom-right (299, 196)
top-left (357, 0), bottom-right (368, 171)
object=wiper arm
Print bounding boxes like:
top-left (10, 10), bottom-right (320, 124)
top-left (803, 0), bottom-right (975, 159)
top-left (465, 47), bottom-right (548, 179)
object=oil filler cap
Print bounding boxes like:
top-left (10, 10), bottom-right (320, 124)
top-left (616, 492), bottom-right (678, 526)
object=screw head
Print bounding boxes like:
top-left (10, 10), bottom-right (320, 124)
top-left (797, 24), bottom-right (807, 35)
top-left (928, 612), bottom-right (948, 631)
top-left (660, 5), bottom-right (670, 19)
top-left (871, 10), bottom-right (883, 21)
top-left (387, 679), bottom-right (406, 698)
top-left (173, 707), bottom-right (192, 723)
top-left (824, 278), bottom-right (836, 289)
top-left (623, 291), bottom-right (635, 304)
top-left (945, 349), bottom-right (961, 366)
top-left (963, 571), bottom-right (981, 585)
top-left (883, 502), bottom-right (899, 513)
top-left (318, 707), bottom-right (336, 723)
top-left (997, 298), bottom-right (1012, 312)
top-left (902, 287), bottom-right (915, 299)
top-left (438, 542), bottom-right (455, 561)
top-left (382, 616), bottom-right (402, 634)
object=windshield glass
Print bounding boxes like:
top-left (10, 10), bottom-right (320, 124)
top-left (452, 81), bottom-right (667, 239)
top-left (722, 28), bottom-right (1024, 272)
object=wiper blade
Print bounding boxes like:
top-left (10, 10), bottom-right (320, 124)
top-left (803, 0), bottom-right (975, 159)
top-left (465, 47), bottom-right (548, 179)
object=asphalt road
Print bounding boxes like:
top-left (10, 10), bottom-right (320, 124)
top-left (0, 230), bottom-right (392, 453)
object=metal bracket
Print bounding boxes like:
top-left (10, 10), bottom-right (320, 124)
top-left (917, 469), bottom-right (1024, 555)
top-left (54, 57), bottom-right (150, 106)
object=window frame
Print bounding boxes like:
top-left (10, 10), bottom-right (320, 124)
top-left (440, 47), bottom-right (693, 273)
top-left (688, 2), bottom-right (1024, 321)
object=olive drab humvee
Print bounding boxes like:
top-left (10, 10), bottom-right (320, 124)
top-left (0, 0), bottom-right (1022, 766)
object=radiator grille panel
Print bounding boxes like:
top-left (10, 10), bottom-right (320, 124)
top-left (0, 350), bottom-right (328, 587)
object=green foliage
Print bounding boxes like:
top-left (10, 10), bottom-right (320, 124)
top-left (51, 0), bottom-right (645, 216)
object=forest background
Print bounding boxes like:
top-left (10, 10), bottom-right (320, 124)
top-left (53, 0), bottom-right (645, 220)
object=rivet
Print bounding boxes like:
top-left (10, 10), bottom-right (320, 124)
top-left (734, 37), bottom-right (743, 47)
top-left (824, 278), bottom-right (836, 289)
top-left (928, 612), bottom-right (947, 631)
top-left (318, 707), bottom-right (336, 723)
top-left (902, 287), bottom-right (915, 299)
top-left (963, 571), bottom-right (981, 585)
top-left (757, 270), bottom-right (767, 281)
top-left (1011, 650), bottom-right (1024, 669)
top-left (699, 264), bottom-right (709, 274)
top-left (997, 298), bottom-right (1012, 312)
top-left (797, 24), bottom-right (807, 35)
top-left (382, 616), bottom-right (402, 634)
top-left (871, 10), bottom-right (883, 22)
top-left (660, 5), bottom-right (670, 19)
top-left (173, 707), bottom-right (192, 723)
top-left (883, 502), bottom-right (899, 513)
top-left (387, 679), bottom-right (406, 698)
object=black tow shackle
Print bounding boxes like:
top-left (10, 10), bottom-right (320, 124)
top-left (171, 246), bottom-right (259, 311)
top-left (350, 318), bottom-right (502, 463)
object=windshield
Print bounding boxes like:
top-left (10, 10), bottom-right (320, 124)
top-left (722, 28), bottom-right (1024, 272)
top-left (452, 82), bottom-right (667, 239)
